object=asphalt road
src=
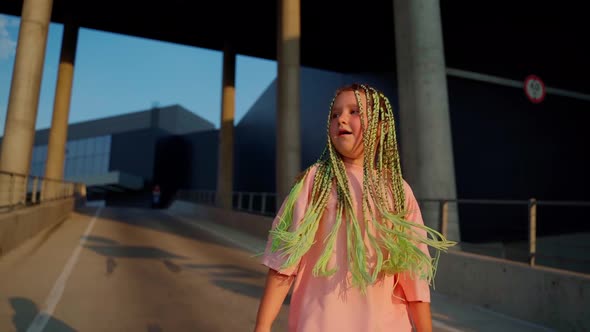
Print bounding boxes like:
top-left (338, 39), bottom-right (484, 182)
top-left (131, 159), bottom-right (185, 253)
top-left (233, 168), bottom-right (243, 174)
top-left (0, 207), bottom-right (290, 332)
top-left (0, 206), bottom-right (554, 332)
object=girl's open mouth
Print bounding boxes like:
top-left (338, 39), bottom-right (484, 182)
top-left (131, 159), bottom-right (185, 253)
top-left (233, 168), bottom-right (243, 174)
top-left (338, 129), bottom-right (352, 136)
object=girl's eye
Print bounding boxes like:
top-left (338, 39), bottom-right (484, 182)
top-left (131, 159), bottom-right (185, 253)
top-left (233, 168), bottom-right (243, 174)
top-left (350, 109), bottom-right (359, 115)
top-left (331, 113), bottom-right (339, 119)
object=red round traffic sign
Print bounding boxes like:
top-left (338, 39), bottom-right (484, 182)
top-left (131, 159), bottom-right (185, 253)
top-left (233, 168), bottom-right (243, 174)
top-left (524, 75), bottom-right (546, 103)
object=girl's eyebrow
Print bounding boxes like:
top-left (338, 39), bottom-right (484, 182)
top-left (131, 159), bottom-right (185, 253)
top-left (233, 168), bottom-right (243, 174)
top-left (332, 103), bottom-right (359, 112)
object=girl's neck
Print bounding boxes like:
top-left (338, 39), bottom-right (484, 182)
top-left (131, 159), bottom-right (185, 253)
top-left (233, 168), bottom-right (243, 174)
top-left (342, 158), bottom-right (364, 169)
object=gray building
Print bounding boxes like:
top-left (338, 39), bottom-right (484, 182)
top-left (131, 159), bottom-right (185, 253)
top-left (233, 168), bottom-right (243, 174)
top-left (7, 105), bottom-right (217, 206)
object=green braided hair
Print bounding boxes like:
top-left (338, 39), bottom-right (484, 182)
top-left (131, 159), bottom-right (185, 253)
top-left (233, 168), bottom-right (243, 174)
top-left (269, 83), bottom-right (456, 292)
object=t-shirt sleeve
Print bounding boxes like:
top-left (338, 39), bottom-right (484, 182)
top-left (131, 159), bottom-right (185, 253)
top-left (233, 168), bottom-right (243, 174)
top-left (397, 180), bottom-right (431, 303)
top-left (261, 166), bottom-right (317, 276)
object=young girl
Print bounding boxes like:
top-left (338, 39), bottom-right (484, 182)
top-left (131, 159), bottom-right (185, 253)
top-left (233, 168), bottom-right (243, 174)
top-left (255, 84), bottom-right (455, 332)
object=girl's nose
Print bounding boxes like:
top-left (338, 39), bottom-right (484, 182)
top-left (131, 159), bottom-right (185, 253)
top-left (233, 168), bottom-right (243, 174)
top-left (338, 113), bottom-right (348, 124)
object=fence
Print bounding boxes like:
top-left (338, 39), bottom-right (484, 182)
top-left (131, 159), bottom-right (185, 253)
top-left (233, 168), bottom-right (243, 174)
top-left (418, 198), bottom-right (590, 270)
top-left (177, 190), bottom-right (590, 273)
top-left (177, 190), bottom-right (277, 216)
top-left (0, 170), bottom-right (85, 212)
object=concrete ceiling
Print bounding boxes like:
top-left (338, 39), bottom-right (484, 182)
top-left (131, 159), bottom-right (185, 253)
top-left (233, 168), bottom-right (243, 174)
top-left (1, 0), bottom-right (588, 94)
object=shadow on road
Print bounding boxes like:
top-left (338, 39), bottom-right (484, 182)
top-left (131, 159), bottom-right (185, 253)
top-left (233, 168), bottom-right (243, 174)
top-left (74, 209), bottom-right (284, 306)
top-left (9, 297), bottom-right (77, 332)
top-left (82, 235), bottom-right (186, 259)
top-left (81, 235), bottom-right (188, 276)
top-left (84, 243), bottom-right (186, 260)
top-left (181, 263), bottom-right (291, 305)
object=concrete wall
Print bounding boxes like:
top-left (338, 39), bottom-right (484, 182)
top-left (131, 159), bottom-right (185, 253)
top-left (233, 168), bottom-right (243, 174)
top-left (169, 200), bottom-right (272, 239)
top-left (153, 130), bottom-right (218, 201)
top-left (110, 127), bottom-right (171, 183)
top-left (34, 111), bottom-right (152, 144)
top-left (157, 105), bottom-right (215, 135)
top-left (436, 250), bottom-right (590, 332)
top-left (14, 105), bottom-right (215, 146)
top-left (0, 198), bottom-right (75, 257)
top-left (168, 199), bottom-right (590, 332)
top-left (171, 130), bottom-right (219, 191)
top-left (229, 70), bottom-right (590, 242)
top-left (447, 77), bottom-right (590, 242)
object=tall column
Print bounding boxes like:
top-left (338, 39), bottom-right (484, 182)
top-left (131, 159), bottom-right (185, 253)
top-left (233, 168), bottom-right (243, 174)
top-left (44, 24), bottom-right (79, 200)
top-left (276, 0), bottom-right (301, 206)
top-left (393, 0), bottom-right (461, 242)
top-left (0, 0), bottom-right (53, 205)
top-left (216, 42), bottom-right (236, 209)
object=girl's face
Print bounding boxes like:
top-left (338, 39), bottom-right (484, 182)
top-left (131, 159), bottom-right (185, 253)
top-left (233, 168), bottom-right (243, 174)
top-left (329, 90), bottom-right (367, 166)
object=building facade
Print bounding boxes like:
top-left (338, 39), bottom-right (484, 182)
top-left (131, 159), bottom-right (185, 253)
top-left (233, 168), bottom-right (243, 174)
top-left (233, 68), bottom-right (590, 244)
top-left (4, 67), bottom-right (588, 243)
top-left (2, 105), bottom-right (217, 207)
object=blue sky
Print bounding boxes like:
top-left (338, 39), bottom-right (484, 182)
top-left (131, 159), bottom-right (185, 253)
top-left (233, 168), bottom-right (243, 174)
top-left (0, 13), bottom-right (277, 133)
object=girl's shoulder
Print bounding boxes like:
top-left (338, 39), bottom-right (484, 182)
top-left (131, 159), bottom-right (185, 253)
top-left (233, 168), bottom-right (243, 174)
top-left (400, 178), bottom-right (420, 207)
top-left (290, 163), bottom-right (322, 191)
top-left (308, 162), bottom-right (322, 177)
top-left (401, 178), bottom-right (412, 191)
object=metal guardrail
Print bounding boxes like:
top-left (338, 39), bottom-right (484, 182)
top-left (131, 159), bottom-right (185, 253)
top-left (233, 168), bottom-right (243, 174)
top-left (419, 198), bottom-right (590, 268)
top-left (178, 190), bottom-right (590, 271)
top-left (0, 170), bottom-right (85, 211)
top-left (177, 190), bottom-right (277, 216)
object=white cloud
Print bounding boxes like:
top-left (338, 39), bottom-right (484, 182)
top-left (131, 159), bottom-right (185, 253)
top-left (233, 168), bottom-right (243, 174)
top-left (0, 15), bottom-right (18, 60)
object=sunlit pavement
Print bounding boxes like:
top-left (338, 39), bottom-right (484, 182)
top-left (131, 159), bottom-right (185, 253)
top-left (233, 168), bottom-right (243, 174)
top-left (0, 207), bottom-right (554, 332)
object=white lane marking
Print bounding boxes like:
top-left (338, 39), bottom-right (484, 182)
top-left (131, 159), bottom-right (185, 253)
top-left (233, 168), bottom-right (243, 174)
top-left (26, 207), bottom-right (103, 332)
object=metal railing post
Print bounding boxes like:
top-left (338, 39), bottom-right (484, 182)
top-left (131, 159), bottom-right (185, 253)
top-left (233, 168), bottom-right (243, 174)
top-left (9, 173), bottom-right (14, 206)
top-left (261, 193), bottom-right (267, 215)
top-left (40, 180), bottom-right (45, 203)
top-left (248, 192), bottom-right (254, 212)
top-left (439, 200), bottom-right (449, 238)
top-left (44, 180), bottom-right (49, 202)
top-left (21, 176), bottom-right (27, 205)
top-left (528, 198), bottom-right (537, 266)
top-left (32, 177), bottom-right (38, 204)
top-left (237, 192), bottom-right (243, 210)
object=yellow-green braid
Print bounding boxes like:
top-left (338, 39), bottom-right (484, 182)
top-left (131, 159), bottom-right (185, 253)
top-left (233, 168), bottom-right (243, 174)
top-left (268, 84), bottom-right (456, 292)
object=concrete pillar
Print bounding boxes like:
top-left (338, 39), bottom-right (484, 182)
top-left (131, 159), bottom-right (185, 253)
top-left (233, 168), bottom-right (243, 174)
top-left (0, 0), bottom-right (53, 205)
top-left (216, 42), bottom-right (236, 209)
top-left (44, 24), bottom-right (79, 200)
top-left (393, 0), bottom-right (461, 242)
top-left (276, 0), bottom-right (301, 207)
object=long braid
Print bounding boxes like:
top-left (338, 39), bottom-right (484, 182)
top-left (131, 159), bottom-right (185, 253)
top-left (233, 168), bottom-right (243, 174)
top-left (268, 83), bottom-right (456, 291)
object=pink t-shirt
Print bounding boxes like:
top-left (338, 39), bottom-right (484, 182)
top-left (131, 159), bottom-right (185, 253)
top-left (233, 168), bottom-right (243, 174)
top-left (262, 163), bottom-right (431, 332)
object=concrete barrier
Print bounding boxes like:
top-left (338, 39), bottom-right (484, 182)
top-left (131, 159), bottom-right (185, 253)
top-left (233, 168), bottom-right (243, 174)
top-left (169, 200), bottom-right (273, 239)
top-left (436, 250), bottom-right (590, 331)
top-left (0, 198), bottom-right (75, 257)
top-left (169, 200), bottom-right (590, 331)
